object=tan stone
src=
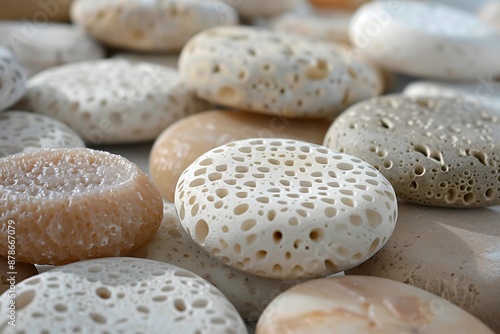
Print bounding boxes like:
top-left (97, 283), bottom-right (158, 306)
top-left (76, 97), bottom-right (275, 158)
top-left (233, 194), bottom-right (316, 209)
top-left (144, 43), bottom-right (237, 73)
top-left (0, 0), bottom-right (72, 21)
top-left (346, 202), bottom-right (500, 333)
top-left (149, 109), bottom-right (331, 202)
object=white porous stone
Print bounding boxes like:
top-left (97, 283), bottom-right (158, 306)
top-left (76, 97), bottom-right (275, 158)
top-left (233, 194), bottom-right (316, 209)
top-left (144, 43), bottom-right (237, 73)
top-left (0, 22), bottom-right (105, 77)
top-left (21, 59), bottom-right (209, 145)
top-left (0, 111), bottom-right (85, 158)
top-left (179, 26), bottom-right (382, 118)
top-left (222, 0), bottom-right (300, 18)
top-left (129, 202), bottom-right (305, 321)
top-left (71, 0), bottom-right (238, 52)
top-left (349, 1), bottom-right (500, 80)
top-left (403, 80), bottom-right (500, 118)
top-left (255, 276), bottom-right (495, 334)
top-left (0, 257), bottom-right (247, 334)
top-left (478, 1), bottom-right (500, 32)
top-left (324, 95), bottom-right (500, 208)
top-left (0, 46), bottom-right (26, 111)
top-left (175, 138), bottom-right (398, 280)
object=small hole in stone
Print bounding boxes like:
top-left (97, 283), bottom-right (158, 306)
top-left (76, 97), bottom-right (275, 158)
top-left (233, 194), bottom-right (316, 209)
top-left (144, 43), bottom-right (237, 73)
top-left (174, 299), bottom-right (186, 312)
top-left (195, 220), bottom-right (209, 245)
top-left (273, 231), bottom-right (283, 244)
top-left (309, 228), bottom-right (324, 242)
top-left (96, 287), bottom-right (111, 299)
top-left (256, 250), bottom-right (267, 260)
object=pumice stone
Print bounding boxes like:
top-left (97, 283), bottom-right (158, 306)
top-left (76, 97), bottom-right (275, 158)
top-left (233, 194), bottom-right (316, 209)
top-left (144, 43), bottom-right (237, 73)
top-left (324, 95), bottom-right (500, 208)
top-left (175, 138), bottom-right (398, 280)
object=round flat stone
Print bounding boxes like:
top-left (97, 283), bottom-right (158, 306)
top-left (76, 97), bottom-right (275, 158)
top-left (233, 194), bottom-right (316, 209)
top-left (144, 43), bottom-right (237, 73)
top-left (0, 47), bottom-right (26, 111)
top-left (71, 0), bottom-right (238, 52)
top-left (179, 26), bottom-right (382, 119)
top-left (175, 138), bottom-right (398, 280)
top-left (20, 59), bottom-right (209, 145)
top-left (403, 81), bottom-right (500, 118)
top-left (0, 257), bottom-right (247, 333)
top-left (256, 276), bottom-right (494, 333)
top-left (324, 95), bottom-right (500, 207)
top-left (0, 22), bottom-right (105, 77)
top-left (149, 109), bottom-right (331, 202)
top-left (349, 1), bottom-right (500, 80)
top-left (347, 203), bottom-right (500, 333)
top-left (129, 202), bottom-right (305, 321)
top-left (0, 111), bottom-right (85, 158)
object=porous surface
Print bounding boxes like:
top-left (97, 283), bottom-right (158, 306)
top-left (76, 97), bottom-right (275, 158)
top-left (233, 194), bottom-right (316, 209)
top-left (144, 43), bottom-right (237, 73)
top-left (129, 203), bottom-right (305, 321)
top-left (0, 22), bottom-right (105, 77)
top-left (347, 203), bottom-right (500, 333)
top-left (150, 109), bottom-right (331, 202)
top-left (0, 47), bottom-right (26, 111)
top-left (255, 276), bottom-right (494, 334)
top-left (0, 111), bottom-right (85, 158)
top-left (324, 95), bottom-right (500, 207)
top-left (0, 148), bottom-right (163, 265)
top-left (222, 0), bottom-right (300, 18)
top-left (272, 8), bottom-right (352, 44)
top-left (71, 0), bottom-right (238, 52)
top-left (0, 257), bottom-right (247, 334)
top-left (175, 138), bottom-right (398, 280)
top-left (21, 59), bottom-right (209, 145)
top-left (112, 52), bottom-right (179, 68)
top-left (0, 256), bottom-right (38, 294)
top-left (349, 1), bottom-right (500, 80)
top-left (403, 81), bottom-right (500, 118)
top-left (478, 1), bottom-right (500, 32)
top-left (179, 26), bottom-right (382, 119)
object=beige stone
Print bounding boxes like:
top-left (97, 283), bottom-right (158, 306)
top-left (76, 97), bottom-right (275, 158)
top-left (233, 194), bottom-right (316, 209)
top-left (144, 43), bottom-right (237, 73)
top-left (112, 52), bottom-right (179, 68)
top-left (346, 203), bottom-right (500, 333)
top-left (324, 95), bottom-right (500, 207)
top-left (256, 276), bottom-right (494, 333)
top-left (149, 109), bottom-right (331, 202)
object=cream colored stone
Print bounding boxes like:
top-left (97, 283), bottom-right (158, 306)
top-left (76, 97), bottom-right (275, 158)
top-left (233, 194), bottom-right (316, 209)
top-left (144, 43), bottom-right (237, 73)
top-left (347, 203), bottom-right (500, 333)
top-left (129, 202), bottom-right (304, 321)
top-left (256, 276), bottom-right (494, 333)
top-left (149, 109), bottom-right (331, 202)
top-left (0, 22), bottom-right (105, 77)
top-left (179, 26), bottom-right (382, 118)
top-left (71, 0), bottom-right (238, 52)
top-left (324, 95), bottom-right (500, 207)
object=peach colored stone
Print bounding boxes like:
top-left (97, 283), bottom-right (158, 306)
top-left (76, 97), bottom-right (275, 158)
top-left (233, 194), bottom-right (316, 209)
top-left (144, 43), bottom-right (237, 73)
top-left (149, 110), bottom-right (331, 202)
